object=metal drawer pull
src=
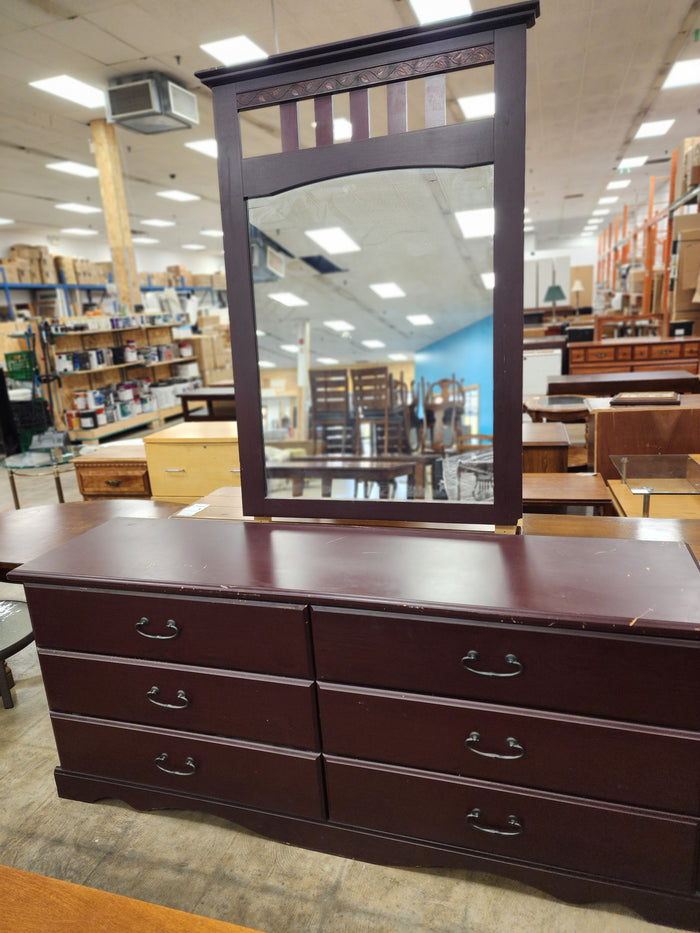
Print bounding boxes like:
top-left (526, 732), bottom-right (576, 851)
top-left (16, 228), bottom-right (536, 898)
top-left (461, 650), bottom-right (523, 677)
top-left (155, 753), bottom-right (196, 776)
top-left (105, 479), bottom-right (122, 487)
top-left (165, 468), bottom-right (186, 472)
top-left (135, 617), bottom-right (180, 640)
top-left (147, 686), bottom-right (190, 709)
top-left (466, 808), bottom-right (523, 836)
top-left (465, 732), bottom-right (524, 760)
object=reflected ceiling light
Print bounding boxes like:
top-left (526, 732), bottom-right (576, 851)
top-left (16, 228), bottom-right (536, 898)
top-left (618, 156), bottom-right (648, 170)
top-left (200, 35), bottom-right (268, 66)
top-left (259, 360), bottom-right (275, 368)
top-left (635, 119), bottom-right (674, 138)
top-left (317, 357), bottom-right (339, 365)
top-left (132, 236), bottom-right (159, 244)
top-left (61, 228), bottom-right (98, 235)
top-left (457, 92), bottom-right (495, 120)
top-left (524, 224), bottom-right (534, 232)
top-left (55, 203), bottom-right (101, 213)
top-left (182, 243), bottom-right (205, 250)
top-left (201, 229), bottom-right (223, 237)
top-left (280, 344), bottom-right (299, 354)
top-left (480, 272), bottom-right (495, 290)
top-left (607, 180), bottom-right (631, 190)
top-left (305, 226), bottom-right (360, 254)
top-left (592, 208), bottom-right (610, 216)
top-left (157, 190), bottom-right (200, 201)
top-left (362, 339), bottom-right (386, 349)
top-left (407, 314), bottom-right (433, 326)
top-left (388, 353), bottom-right (409, 361)
top-left (256, 329), bottom-right (266, 337)
top-left (142, 218), bottom-right (175, 227)
top-left (454, 207), bottom-right (494, 238)
top-left (0, 218), bottom-right (14, 225)
top-left (370, 282), bottom-right (405, 299)
top-left (598, 196), bottom-right (618, 204)
top-left (312, 118), bottom-right (353, 141)
top-left (46, 161), bottom-right (99, 178)
top-left (408, 0), bottom-right (472, 24)
top-left (185, 139), bottom-right (218, 158)
top-left (30, 75), bottom-right (104, 108)
top-left (324, 320), bottom-right (355, 332)
top-left (269, 292), bottom-right (308, 307)
top-left (662, 59), bottom-right (700, 89)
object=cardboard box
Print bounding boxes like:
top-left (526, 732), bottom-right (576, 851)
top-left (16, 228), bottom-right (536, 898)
top-left (673, 213), bottom-right (700, 237)
top-left (193, 274), bottom-right (213, 287)
top-left (55, 256), bottom-right (77, 285)
top-left (212, 272), bottom-right (226, 289)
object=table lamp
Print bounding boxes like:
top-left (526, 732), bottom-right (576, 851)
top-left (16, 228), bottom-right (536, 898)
top-left (543, 282), bottom-right (566, 323)
top-left (570, 279), bottom-right (585, 315)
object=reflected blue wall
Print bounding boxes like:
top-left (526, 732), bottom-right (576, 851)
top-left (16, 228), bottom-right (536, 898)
top-left (414, 315), bottom-right (494, 434)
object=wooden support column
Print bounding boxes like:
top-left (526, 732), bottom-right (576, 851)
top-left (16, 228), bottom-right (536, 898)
top-left (90, 119), bottom-right (141, 311)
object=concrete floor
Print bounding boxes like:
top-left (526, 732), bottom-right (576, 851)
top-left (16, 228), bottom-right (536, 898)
top-left (0, 446), bottom-right (688, 933)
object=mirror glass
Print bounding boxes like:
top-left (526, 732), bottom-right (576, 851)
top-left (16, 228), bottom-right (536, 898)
top-left (248, 164), bottom-right (495, 505)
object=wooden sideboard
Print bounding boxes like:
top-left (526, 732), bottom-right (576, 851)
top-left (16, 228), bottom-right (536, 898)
top-left (10, 518), bottom-right (700, 931)
top-left (568, 336), bottom-right (700, 375)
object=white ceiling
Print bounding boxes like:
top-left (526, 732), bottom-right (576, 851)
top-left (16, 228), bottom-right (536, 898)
top-left (1, 0), bottom-right (700, 277)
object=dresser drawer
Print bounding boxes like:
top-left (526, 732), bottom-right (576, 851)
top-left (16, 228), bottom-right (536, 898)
top-left (26, 587), bottom-right (312, 676)
top-left (633, 345), bottom-right (650, 360)
top-left (325, 757), bottom-right (698, 893)
top-left (616, 345), bottom-right (632, 361)
top-left (75, 463), bottom-right (150, 499)
top-left (585, 347), bottom-right (616, 363)
top-left (312, 608), bottom-right (700, 729)
top-left (568, 347), bottom-right (585, 364)
top-left (318, 684), bottom-right (700, 813)
top-left (40, 650), bottom-right (319, 749)
top-left (683, 341), bottom-right (699, 357)
top-left (51, 713), bottom-right (325, 819)
top-left (650, 343), bottom-right (681, 360)
top-left (146, 441), bottom-right (240, 498)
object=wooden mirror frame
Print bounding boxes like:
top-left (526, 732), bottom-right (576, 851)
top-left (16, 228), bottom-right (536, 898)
top-left (197, 1), bottom-right (539, 525)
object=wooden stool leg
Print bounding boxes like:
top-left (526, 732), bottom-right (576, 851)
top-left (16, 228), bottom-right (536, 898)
top-left (1, 660), bottom-right (14, 709)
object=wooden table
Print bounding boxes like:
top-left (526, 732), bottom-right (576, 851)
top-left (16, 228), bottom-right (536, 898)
top-left (178, 386), bottom-right (236, 421)
top-left (265, 457), bottom-right (417, 498)
top-left (607, 479), bottom-right (700, 520)
top-left (522, 421), bottom-right (569, 472)
top-left (523, 394), bottom-right (588, 423)
top-left (2, 865), bottom-right (263, 933)
top-left (0, 498), bottom-right (181, 582)
top-left (548, 369), bottom-right (700, 397)
top-left (522, 472), bottom-right (613, 514)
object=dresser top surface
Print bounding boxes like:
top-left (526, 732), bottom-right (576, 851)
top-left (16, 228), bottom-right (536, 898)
top-left (10, 518), bottom-right (700, 637)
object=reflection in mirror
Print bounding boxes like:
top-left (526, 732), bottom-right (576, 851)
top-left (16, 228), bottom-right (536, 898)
top-left (248, 165), bottom-right (495, 505)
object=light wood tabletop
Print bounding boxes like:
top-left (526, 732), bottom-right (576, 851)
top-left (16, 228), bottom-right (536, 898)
top-left (522, 472), bottom-right (613, 514)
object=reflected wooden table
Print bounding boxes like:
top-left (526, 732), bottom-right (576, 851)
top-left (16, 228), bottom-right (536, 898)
top-left (265, 457), bottom-right (417, 498)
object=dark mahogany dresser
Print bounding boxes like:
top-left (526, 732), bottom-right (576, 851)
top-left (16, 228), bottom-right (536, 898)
top-left (10, 517), bottom-right (700, 930)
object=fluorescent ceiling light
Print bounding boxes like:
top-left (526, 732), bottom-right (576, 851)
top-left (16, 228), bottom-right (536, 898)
top-left (481, 272), bottom-right (495, 290)
top-left (269, 292), bottom-right (308, 307)
top-left (457, 92), bottom-right (495, 120)
top-left (362, 339), bottom-right (386, 349)
top-left (259, 360), bottom-right (275, 368)
top-left (182, 243), bottom-right (205, 250)
top-left (607, 180), bottom-right (631, 190)
top-left (46, 161), bottom-right (99, 178)
top-left (388, 353), bottom-right (409, 361)
top-left (370, 282), bottom-right (405, 299)
top-left (30, 75), bottom-right (103, 108)
top-left (598, 196), bottom-right (618, 204)
top-left (305, 226), bottom-right (360, 254)
top-left (55, 202), bottom-right (101, 214)
top-left (256, 329), bottom-right (266, 337)
top-left (157, 190), bottom-right (200, 202)
top-left (142, 218), bottom-right (175, 227)
top-left (407, 314), bottom-right (433, 326)
top-left (635, 119), bottom-right (674, 139)
top-left (524, 226), bottom-right (535, 233)
top-left (61, 228), bottom-right (98, 236)
top-left (324, 320), bottom-right (355, 332)
top-left (618, 156), bottom-right (648, 170)
top-left (132, 236), bottom-right (159, 244)
top-left (201, 229), bottom-right (223, 237)
top-left (454, 207), bottom-right (494, 239)
top-left (0, 218), bottom-right (13, 225)
top-left (317, 357), bottom-right (338, 365)
top-left (524, 207), bottom-right (530, 213)
top-left (592, 209), bottom-right (610, 216)
top-left (408, 0), bottom-right (472, 25)
top-left (280, 344), bottom-right (299, 354)
top-left (200, 35), bottom-right (267, 66)
top-left (663, 58), bottom-right (700, 89)
top-left (185, 139), bottom-right (218, 158)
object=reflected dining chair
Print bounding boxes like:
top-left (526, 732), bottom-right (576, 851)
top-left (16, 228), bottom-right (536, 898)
top-left (308, 368), bottom-right (354, 455)
top-left (350, 367), bottom-right (411, 456)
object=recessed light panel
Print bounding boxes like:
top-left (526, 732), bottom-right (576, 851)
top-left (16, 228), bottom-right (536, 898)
top-left (592, 209), bottom-right (610, 216)
top-left (0, 218), bottom-right (14, 225)
top-left (317, 357), bottom-right (339, 365)
top-left (280, 344), bottom-right (299, 354)
top-left (457, 92), bottom-right (495, 120)
top-left (201, 229), bottom-right (223, 237)
top-left (481, 272), bottom-right (495, 290)
top-left (185, 139), bottom-right (218, 158)
top-left (305, 227), bottom-right (360, 254)
top-left (182, 243), bottom-right (205, 250)
top-left (55, 203), bottom-right (101, 214)
top-left (30, 75), bottom-right (104, 108)
top-left (259, 361), bottom-right (275, 368)
top-left (142, 219), bottom-right (176, 227)
top-left (598, 197), bottom-right (618, 204)
top-left (370, 282), bottom-right (406, 299)
top-left (388, 353), bottom-right (409, 361)
top-left (132, 236), bottom-right (159, 244)
top-left (618, 156), bottom-right (648, 170)
top-left (200, 36), bottom-right (267, 66)
top-left (635, 119), bottom-right (674, 139)
top-left (454, 208), bottom-right (494, 239)
top-left (408, 0), bottom-right (472, 24)
top-left (269, 292), bottom-right (308, 307)
top-left (61, 228), bottom-right (98, 236)
top-left (407, 314), bottom-right (433, 326)
top-left (157, 190), bottom-right (200, 202)
top-left (46, 161), bottom-right (99, 178)
top-left (607, 180), bottom-right (631, 190)
top-left (324, 320), bottom-right (355, 332)
top-left (362, 340), bottom-right (386, 349)
top-left (663, 59), bottom-right (700, 89)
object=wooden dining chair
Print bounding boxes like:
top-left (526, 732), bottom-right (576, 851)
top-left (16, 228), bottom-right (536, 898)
top-left (350, 367), bottom-right (411, 456)
top-left (420, 375), bottom-right (466, 453)
top-left (308, 368), bottom-right (354, 455)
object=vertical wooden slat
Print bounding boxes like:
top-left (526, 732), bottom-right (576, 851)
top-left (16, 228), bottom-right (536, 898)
top-left (387, 82), bottom-right (408, 135)
top-left (424, 74), bottom-right (446, 128)
top-left (314, 96), bottom-right (334, 147)
top-left (280, 101), bottom-right (300, 151)
top-left (349, 88), bottom-right (370, 140)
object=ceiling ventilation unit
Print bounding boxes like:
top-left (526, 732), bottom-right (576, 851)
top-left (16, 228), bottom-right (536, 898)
top-left (106, 73), bottom-right (199, 134)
